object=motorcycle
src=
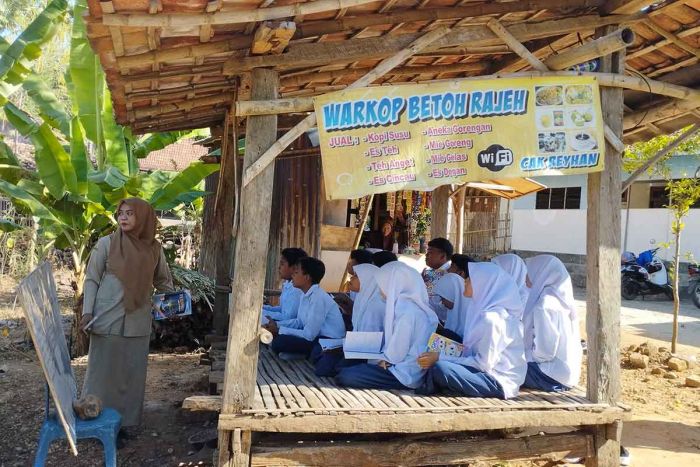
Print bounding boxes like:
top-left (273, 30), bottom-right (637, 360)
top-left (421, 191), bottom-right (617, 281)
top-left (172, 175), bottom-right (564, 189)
top-left (689, 263), bottom-right (700, 308)
top-left (620, 248), bottom-right (674, 300)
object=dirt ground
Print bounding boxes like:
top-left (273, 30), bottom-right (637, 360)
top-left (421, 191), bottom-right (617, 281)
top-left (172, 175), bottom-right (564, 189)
top-left (0, 276), bottom-right (698, 466)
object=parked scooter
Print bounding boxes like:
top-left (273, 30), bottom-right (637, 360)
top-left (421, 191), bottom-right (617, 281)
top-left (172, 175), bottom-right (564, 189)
top-left (620, 248), bottom-right (674, 300)
top-left (688, 263), bottom-right (700, 308)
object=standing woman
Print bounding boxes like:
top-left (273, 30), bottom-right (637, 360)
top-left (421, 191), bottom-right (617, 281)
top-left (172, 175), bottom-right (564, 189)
top-left (80, 198), bottom-right (174, 436)
top-left (491, 253), bottom-right (529, 307)
top-left (522, 255), bottom-right (582, 392)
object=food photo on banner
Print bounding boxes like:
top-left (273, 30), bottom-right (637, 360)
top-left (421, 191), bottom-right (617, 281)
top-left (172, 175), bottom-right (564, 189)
top-left (313, 76), bottom-right (605, 200)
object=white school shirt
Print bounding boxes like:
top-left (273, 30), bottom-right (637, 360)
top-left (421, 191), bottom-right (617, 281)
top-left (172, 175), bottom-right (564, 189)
top-left (278, 284), bottom-right (346, 341)
top-left (263, 280), bottom-right (303, 321)
top-left (351, 264), bottom-right (385, 332)
top-left (524, 255), bottom-right (582, 388)
top-left (423, 261), bottom-right (452, 322)
top-left (443, 262), bottom-right (526, 399)
top-left (433, 273), bottom-right (470, 340)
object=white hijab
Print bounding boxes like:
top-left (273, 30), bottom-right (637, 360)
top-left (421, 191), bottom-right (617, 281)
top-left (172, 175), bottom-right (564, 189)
top-left (433, 273), bottom-right (469, 337)
top-left (523, 255), bottom-right (577, 345)
top-left (375, 261), bottom-right (438, 341)
top-left (463, 262), bottom-right (523, 350)
top-left (492, 254), bottom-right (529, 307)
top-left (351, 263), bottom-right (384, 331)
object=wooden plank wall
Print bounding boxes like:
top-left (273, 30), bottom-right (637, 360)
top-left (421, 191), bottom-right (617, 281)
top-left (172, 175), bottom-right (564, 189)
top-left (265, 145), bottom-right (322, 288)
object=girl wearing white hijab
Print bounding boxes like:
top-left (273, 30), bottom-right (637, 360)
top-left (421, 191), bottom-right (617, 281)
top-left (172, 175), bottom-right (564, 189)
top-left (335, 262), bottom-right (439, 390)
top-left (522, 255), bottom-right (582, 391)
top-left (433, 273), bottom-right (470, 342)
top-left (417, 262), bottom-right (526, 399)
top-left (349, 263), bottom-right (385, 332)
top-left (491, 253), bottom-right (529, 307)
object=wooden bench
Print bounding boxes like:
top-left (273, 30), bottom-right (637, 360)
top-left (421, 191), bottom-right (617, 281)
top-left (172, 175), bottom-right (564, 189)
top-left (185, 345), bottom-right (629, 465)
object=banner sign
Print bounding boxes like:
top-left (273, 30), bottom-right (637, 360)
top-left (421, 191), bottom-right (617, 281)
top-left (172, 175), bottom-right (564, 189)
top-left (314, 76), bottom-right (605, 200)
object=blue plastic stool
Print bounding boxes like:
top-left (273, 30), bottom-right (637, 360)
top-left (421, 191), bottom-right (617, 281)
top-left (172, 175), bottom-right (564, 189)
top-left (33, 385), bottom-right (121, 467)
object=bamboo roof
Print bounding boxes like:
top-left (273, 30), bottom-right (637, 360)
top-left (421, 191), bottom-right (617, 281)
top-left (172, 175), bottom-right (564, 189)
top-left (86, 0), bottom-right (700, 142)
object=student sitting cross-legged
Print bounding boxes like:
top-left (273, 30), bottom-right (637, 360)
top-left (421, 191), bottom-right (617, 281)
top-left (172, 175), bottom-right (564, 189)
top-left (417, 262), bottom-right (526, 399)
top-left (262, 248), bottom-right (308, 322)
top-left (335, 262), bottom-right (439, 390)
top-left (265, 257), bottom-right (346, 373)
top-left (433, 273), bottom-right (470, 343)
top-left (491, 253), bottom-right (529, 308)
top-left (521, 255), bottom-right (582, 392)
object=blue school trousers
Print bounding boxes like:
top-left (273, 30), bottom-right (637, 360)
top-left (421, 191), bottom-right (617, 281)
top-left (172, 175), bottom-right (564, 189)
top-left (271, 334), bottom-right (316, 356)
top-left (335, 363), bottom-right (408, 390)
top-left (310, 343), bottom-right (345, 377)
top-left (424, 360), bottom-right (504, 398)
top-left (522, 362), bottom-right (571, 392)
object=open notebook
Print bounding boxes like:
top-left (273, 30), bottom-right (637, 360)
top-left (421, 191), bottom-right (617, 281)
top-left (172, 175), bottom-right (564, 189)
top-left (343, 331), bottom-right (384, 360)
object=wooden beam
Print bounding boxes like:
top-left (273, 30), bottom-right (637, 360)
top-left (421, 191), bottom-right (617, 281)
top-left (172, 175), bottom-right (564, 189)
top-left (233, 70), bottom-right (700, 118)
top-left (130, 94), bottom-right (231, 120)
top-left (601, 0), bottom-right (658, 15)
top-left (251, 21), bottom-right (296, 55)
top-left (622, 124), bottom-right (700, 191)
top-left (543, 27), bottom-right (635, 70)
top-left (643, 19), bottom-right (700, 59)
top-left (250, 433), bottom-right (594, 466)
top-left (623, 96), bottom-right (700, 130)
top-left (585, 24), bottom-right (624, 467)
top-left (103, 0), bottom-right (382, 27)
top-left (242, 26), bottom-right (453, 188)
top-left (220, 68), bottom-right (278, 415)
top-left (487, 18), bottom-right (549, 71)
top-left (223, 14), bottom-right (641, 73)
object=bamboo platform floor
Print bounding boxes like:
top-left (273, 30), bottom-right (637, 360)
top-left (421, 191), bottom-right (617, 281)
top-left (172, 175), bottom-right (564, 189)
top-left (186, 345), bottom-right (629, 435)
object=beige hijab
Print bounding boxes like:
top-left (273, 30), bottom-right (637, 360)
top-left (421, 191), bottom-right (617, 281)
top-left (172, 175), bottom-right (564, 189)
top-left (108, 198), bottom-right (161, 312)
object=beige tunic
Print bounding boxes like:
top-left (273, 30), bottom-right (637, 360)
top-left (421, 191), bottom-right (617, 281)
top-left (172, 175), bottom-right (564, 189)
top-left (81, 234), bottom-right (173, 426)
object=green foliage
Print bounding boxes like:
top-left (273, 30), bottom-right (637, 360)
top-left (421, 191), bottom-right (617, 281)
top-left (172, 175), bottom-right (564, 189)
top-left (667, 178), bottom-right (700, 234)
top-left (623, 126), bottom-right (700, 177)
top-left (170, 264), bottom-right (215, 308)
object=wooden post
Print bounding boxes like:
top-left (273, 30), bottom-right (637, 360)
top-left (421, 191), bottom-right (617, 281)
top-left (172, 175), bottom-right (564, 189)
top-left (585, 25), bottom-right (624, 467)
top-left (455, 188), bottom-right (466, 254)
top-left (431, 185), bottom-right (450, 239)
top-left (338, 194), bottom-right (374, 291)
top-left (212, 111), bottom-right (239, 335)
top-left (219, 68), bottom-right (279, 467)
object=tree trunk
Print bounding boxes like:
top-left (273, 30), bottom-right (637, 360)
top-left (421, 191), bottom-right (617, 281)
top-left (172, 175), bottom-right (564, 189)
top-left (199, 172), bottom-right (219, 279)
top-left (671, 226), bottom-right (681, 353)
top-left (71, 266), bottom-right (89, 357)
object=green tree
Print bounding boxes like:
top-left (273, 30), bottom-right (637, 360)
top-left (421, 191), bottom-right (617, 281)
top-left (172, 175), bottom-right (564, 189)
top-left (624, 127), bottom-right (700, 353)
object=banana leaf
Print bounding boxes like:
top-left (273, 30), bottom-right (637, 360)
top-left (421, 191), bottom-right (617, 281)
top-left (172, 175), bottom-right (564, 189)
top-left (149, 162), bottom-right (220, 209)
top-left (4, 103), bottom-right (78, 199)
top-left (155, 190), bottom-right (211, 211)
top-left (0, 179), bottom-right (58, 222)
top-left (22, 73), bottom-right (71, 137)
top-left (0, 37), bottom-right (32, 105)
top-left (69, 0), bottom-right (105, 164)
top-left (0, 219), bottom-right (23, 233)
top-left (0, 0), bottom-right (68, 81)
top-left (102, 88), bottom-right (130, 174)
top-left (0, 137), bottom-right (21, 167)
top-left (88, 166), bottom-right (129, 189)
top-left (131, 130), bottom-right (206, 159)
top-left (70, 117), bottom-right (89, 195)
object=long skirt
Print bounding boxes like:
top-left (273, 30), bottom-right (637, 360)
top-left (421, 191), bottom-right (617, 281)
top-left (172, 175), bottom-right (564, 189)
top-left (82, 334), bottom-right (150, 427)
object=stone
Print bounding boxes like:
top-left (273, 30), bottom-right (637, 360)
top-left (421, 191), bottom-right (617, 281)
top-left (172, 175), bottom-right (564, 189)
top-left (629, 353), bottom-right (649, 369)
top-left (659, 347), bottom-right (669, 353)
top-left (668, 357), bottom-right (688, 372)
top-left (651, 367), bottom-right (665, 376)
top-left (641, 343), bottom-right (658, 357)
top-left (686, 376), bottom-right (700, 388)
top-left (627, 344), bottom-right (638, 352)
top-left (664, 372), bottom-right (679, 380)
top-left (682, 356), bottom-right (697, 369)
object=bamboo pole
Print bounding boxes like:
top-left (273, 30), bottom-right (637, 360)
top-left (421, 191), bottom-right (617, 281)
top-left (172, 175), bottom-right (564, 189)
top-left (103, 0), bottom-right (382, 27)
top-left (229, 71), bottom-right (700, 117)
top-left (242, 26), bottom-right (453, 188)
top-left (643, 19), bottom-right (700, 59)
top-left (486, 18), bottom-right (549, 72)
top-left (621, 124), bottom-right (700, 191)
top-left (543, 27), bottom-right (635, 70)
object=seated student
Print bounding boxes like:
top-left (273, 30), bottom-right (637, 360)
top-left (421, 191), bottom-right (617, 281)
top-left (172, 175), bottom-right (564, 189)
top-left (349, 263), bottom-right (385, 333)
top-left (372, 250), bottom-right (398, 268)
top-left (345, 249), bottom-right (375, 303)
top-left (521, 255), bottom-right (582, 392)
top-left (417, 262), bottom-right (526, 399)
top-left (266, 258), bottom-right (345, 371)
top-left (422, 237), bottom-right (454, 322)
top-left (433, 273), bottom-right (469, 343)
top-left (262, 248), bottom-right (308, 322)
top-left (448, 253), bottom-right (474, 278)
top-left (335, 262), bottom-right (439, 390)
top-left (492, 253), bottom-right (529, 307)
